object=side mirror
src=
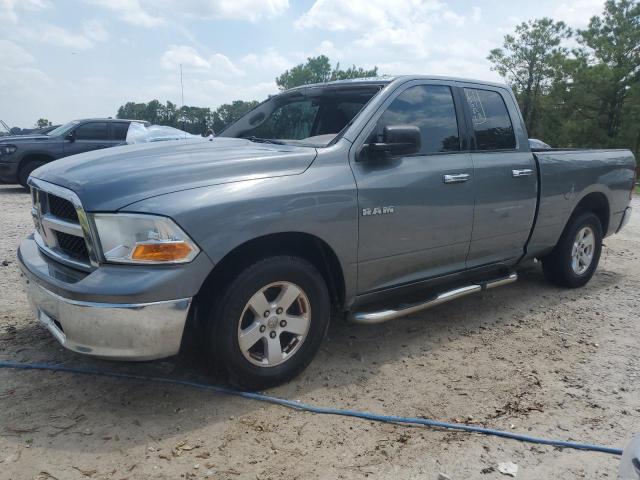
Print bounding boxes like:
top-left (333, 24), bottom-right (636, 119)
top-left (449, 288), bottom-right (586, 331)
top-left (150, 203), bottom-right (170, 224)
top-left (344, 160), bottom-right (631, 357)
top-left (359, 125), bottom-right (421, 161)
top-left (65, 132), bottom-right (75, 142)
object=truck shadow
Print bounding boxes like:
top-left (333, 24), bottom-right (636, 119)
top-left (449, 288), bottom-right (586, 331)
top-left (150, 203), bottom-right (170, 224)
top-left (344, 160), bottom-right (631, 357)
top-left (0, 186), bottom-right (28, 195)
top-left (0, 264), bottom-right (623, 455)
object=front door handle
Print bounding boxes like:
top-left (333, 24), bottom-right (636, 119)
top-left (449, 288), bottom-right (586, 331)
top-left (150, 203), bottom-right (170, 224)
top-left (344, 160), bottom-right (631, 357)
top-left (512, 169), bottom-right (533, 177)
top-left (443, 173), bottom-right (470, 184)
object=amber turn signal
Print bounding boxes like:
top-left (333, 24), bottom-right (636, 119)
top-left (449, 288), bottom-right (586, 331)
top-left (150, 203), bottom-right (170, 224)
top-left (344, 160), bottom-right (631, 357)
top-left (131, 242), bottom-right (193, 262)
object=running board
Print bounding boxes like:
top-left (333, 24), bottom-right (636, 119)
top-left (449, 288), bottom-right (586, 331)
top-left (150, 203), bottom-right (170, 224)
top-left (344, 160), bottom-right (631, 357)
top-left (349, 272), bottom-right (518, 325)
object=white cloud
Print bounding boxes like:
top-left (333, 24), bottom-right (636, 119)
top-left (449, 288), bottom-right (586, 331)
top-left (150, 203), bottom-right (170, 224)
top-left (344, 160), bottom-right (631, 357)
top-left (87, 0), bottom-right (288, 26)
top-left (162, 45), bottom-right (210, 69)
top-left (0, 39), bottom-right (35, 66)
top-left (296, 0), bottom-right (477, 63)
top-left (0, 0), bottom-right (49, 22)
top-left (19, 23), bottom-right (95, 50)
top-left (312, 40), bottom-right (342, 60)
top-left (209, 53), bottom-right (244, 76)
top-left (471, 6), bottom-right (482, 23)
top-left (161, 45), bottom-right (244, 76)
top-left (295, 0), bottom-right (388, 31)
top-left (86, 0), bottom-right (164, 27)
top-left (0, 41), bottom-right (54, 127)
top-left (554, 0), bottom-right (604, 27)
top-left (176, 0), bottom-right (289, 21)
top-left (241, 48), bottom-right (292, 74)
top-left (296, 0), bottom-right (467, 32)
top-left (83, 19), bottom-right (109, 42)
top-left (293, 0), bottom-right (508, 80)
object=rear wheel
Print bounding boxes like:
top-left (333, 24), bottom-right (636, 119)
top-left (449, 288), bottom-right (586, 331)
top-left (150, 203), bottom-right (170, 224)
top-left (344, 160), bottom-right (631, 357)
top-left (542, 212), bottom-right (602, 288)
top-left (18, 160), bottom-right (46, 188)
top-left (204, 255), bottom-right (330, 390)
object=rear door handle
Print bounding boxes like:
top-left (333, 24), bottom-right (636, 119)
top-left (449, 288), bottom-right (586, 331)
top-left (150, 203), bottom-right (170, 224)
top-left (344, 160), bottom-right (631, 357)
top-left (512, 169), bottom-right (533, 177)
top-left (443, 173), bottom-right (470, 184)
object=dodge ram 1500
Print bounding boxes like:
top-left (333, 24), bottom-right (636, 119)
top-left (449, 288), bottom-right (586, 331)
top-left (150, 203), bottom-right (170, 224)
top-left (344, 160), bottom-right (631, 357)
top-left (18, 76), bottom-right (636, 389)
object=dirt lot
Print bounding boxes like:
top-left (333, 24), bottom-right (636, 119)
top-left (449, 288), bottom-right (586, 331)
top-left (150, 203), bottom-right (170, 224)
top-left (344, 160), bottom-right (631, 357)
top-left (0, 184), bottom-right (638, 480)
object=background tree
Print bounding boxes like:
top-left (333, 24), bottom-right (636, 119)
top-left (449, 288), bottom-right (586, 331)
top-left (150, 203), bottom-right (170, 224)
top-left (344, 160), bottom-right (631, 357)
top-left (35, 118), bottom-right (52, 128)
top-left (577, 0), bottom-right (640, 141)
top-left (276, 55), bottom-right (378, 90)
top-left (488, 18), bottom-right (571, 134)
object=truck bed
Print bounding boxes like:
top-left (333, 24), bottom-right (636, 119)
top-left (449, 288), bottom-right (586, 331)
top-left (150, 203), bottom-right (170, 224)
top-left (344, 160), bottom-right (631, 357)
top-left (526, 148), bottom-right (636, 257)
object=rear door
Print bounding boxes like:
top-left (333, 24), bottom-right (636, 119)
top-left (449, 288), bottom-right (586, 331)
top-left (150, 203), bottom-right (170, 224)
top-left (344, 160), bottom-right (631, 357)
top-left (461, 85), bottom-right (537, 266)
top-left (64, 121), bottom-right (110, 156)
top-left (109, 121), bottom-right (131, 145)
top-left (351, 80), bottom-right (475, 293)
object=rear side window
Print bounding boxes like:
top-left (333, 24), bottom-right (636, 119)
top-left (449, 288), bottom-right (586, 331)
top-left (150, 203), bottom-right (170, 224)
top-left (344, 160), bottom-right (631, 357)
top-left (74, 122), bottom-right (108, 141)
top-left (377, 85), bottom-right (460, 154)
top-left (111, 122), bottom-right (130, 141)
top-left (464, 88), bottom-right (515, 150)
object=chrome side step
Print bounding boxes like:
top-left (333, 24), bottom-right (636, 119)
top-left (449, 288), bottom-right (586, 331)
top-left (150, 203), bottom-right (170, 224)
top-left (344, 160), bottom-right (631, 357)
top-left (349, 272), bottom-right (518, 325)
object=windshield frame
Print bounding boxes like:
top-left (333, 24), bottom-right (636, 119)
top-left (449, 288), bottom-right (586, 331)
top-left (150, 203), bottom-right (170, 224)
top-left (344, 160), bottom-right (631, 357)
top-left (217, 83), bottom-right (387, 148)
top-left (46, 120), bottom-right (80, 137)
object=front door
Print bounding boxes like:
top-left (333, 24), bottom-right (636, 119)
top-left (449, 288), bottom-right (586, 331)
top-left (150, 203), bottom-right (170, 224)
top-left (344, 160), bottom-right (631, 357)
top-left (351, 81), bottom-right (475, 294)
top-left (64, 121), bottom-right (110, 156)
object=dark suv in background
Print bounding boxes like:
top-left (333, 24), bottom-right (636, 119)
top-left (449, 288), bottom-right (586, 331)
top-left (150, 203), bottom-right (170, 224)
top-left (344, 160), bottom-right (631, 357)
top-left (0, 118), bottom-right (149, 187)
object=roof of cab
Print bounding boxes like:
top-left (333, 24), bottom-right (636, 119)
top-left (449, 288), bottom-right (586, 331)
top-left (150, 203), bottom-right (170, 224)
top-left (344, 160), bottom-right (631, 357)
top-left (72, 118), bottom-right (150, 124)
top-left (284, 74), bottom-right (509, 92)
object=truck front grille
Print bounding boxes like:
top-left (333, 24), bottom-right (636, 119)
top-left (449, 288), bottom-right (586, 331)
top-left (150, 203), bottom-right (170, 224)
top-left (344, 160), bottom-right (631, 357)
top-left (30, 180), bottom-right (96, 271)
top-left (55, 231), bottom-right (90, 262)
top-left (48, 194), bottom-right (79, 223)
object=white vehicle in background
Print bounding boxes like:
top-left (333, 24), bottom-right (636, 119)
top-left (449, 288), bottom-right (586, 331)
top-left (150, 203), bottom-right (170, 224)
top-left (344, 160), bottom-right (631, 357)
top-left (125, 123), bottom-right (203, 144)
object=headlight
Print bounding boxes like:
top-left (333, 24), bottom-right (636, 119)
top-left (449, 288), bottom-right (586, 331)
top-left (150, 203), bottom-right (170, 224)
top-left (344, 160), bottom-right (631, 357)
top-left (0, 145), bottom-right (17, 155)
top-left (92, 213), bottom-right (200, 264)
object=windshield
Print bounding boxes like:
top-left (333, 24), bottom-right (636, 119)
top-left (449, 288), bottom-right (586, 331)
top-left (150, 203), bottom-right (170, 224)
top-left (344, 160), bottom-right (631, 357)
top-left (46, 120), bottom-right (80, 137)
top-left (219, 85), bottom-right (383, 147)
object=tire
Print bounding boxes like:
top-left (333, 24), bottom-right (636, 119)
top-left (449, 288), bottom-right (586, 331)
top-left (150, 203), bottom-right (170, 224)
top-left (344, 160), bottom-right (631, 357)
top-left (18, 160), bottom-right (46, 188)
top-left (204, 255), bottom-right (330, 390)
top-left (542, 212), bottom-right (603, 288)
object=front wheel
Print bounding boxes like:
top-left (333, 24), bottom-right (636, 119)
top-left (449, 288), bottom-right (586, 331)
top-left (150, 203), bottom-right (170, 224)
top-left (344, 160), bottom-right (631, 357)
top-left (205, 256), bottom-right (330, 390)
top-left (542, 212), bottom-right (603, 288)
top-left (18, 160), bottom-right (46, 188)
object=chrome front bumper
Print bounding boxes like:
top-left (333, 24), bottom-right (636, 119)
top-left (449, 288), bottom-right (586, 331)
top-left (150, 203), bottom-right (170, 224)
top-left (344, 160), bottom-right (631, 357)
top-left (22, 275), bottom-right (191, 360)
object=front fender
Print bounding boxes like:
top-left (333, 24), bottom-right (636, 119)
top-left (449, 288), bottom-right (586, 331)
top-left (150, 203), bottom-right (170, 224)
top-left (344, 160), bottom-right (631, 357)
top-left (122, 163), bottom-right (359, 303)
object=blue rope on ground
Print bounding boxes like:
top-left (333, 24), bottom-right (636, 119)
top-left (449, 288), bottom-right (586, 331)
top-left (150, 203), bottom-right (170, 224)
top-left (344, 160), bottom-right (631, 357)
top-left (0, 360), bottom-right (623, 456)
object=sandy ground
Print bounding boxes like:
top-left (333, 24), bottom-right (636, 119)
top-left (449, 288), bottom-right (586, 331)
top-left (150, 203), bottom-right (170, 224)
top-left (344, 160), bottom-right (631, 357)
top-left (0, 184), bottom-right (638, 480)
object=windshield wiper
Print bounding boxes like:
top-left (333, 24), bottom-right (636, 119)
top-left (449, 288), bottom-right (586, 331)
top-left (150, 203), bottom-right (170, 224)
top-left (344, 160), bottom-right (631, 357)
top-left (243, 136), bottom-right (285, 145)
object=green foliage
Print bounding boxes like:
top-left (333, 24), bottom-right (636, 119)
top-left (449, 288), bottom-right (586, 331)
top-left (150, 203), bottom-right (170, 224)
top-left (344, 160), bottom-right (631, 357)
top-left (35, 118), bottom-right (52, 128)
top-left (276, 55), bottom-right (378, 90)
top-left (115, 99), bottom-right (257, 135)
top-left (488, 18), bottom-right (571, 133)
top-left (490, 1), bottom-right (640, 160)
top-left (210, 100), bottom-right (259, 133)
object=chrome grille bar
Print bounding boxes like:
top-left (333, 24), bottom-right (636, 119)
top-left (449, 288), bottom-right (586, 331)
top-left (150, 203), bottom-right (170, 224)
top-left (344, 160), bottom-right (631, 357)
top-left (28, 177), bottom-right (98, 271)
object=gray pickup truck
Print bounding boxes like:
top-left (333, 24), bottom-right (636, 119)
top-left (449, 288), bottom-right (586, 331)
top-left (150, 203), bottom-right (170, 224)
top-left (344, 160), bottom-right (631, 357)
top-left (0, 118), bottom-right (149, 187)
top-left (18, 76), bottom-right (636, 389)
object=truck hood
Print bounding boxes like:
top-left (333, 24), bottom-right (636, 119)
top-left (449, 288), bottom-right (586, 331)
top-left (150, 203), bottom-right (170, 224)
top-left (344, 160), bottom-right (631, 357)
top-left (32, 138), bottom-right (318, 211)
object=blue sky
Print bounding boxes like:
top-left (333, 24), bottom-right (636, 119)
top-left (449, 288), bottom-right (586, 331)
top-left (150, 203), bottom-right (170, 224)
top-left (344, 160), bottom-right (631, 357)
top-left (1, 0), bottom-right (606, 128)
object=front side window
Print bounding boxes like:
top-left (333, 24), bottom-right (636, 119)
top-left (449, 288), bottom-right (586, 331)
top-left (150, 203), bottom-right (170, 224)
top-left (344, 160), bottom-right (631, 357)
top-left (376, 85), bottom-right (460, 154)
top-left (74, 122), bottom-right (108, 141)
top-left (464, 88), bottom-right (516, 150)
